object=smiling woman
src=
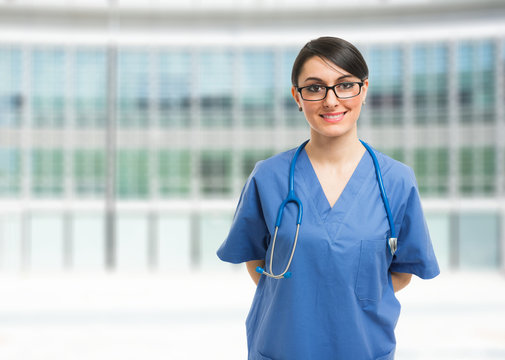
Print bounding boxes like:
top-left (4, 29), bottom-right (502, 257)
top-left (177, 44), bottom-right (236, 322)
top-left (217, 36), bottom-right (439, 360)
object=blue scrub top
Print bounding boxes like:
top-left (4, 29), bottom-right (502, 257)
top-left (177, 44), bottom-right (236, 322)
top-left (217, 144), bottom-right (440, 360)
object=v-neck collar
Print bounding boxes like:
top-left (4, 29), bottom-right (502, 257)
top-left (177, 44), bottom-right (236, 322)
top-left (296, 147), bottom-right (373, 237)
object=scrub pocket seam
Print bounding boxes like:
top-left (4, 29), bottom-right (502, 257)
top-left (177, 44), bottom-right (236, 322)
top-left (355, 238), bottom-right (389, 302)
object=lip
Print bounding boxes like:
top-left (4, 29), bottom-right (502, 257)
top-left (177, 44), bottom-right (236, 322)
top-left (320, 112), bottom-right (346, 123)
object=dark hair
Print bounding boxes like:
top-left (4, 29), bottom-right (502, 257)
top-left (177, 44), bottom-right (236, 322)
top-left (291, 36), bottom-right (369, 86)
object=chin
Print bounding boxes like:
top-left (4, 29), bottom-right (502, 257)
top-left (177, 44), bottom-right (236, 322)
top-left (313, 129), bottom-right (354, 140)
top-left (307, 117), bottom-right (358, 138)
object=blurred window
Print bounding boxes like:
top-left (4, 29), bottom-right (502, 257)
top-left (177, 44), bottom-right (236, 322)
top-left (414, 147), bottom-right (449, 196)
top-left (425, 212), bottom-right (450, 270)
top-left (458, 212), bottom-right (499, 269)
top-left (200, 150), bottom-right (232, 196)
top-left (367, 46), bottom-right (404, 126)
top-left (30, 214), bottom-right (64, 271)
top-left (0, 148), bottom-right (21, 195)
top-left (240, 50), bottom-right (275, 127)
top-left (0, 47), bottom-right (23, 127)
top-left (72, 215), bottom-right (105, 270)
top-left (32, 148), bottom-right (64, 196)
top-left (200, 213), bottom-right (233, 270)
top-left (0, 215), bottom-right (22, 271)
top-left (158, 215), bottom-right (192, 271)
top-left (116, 214), bottom-right (148, 271)
top-left (198, 52), bottom-right (234, 127)
top-left (159, 52), bottom-right (192, 128)
top-left (282, 50), bottom-right (306, 128)
top-left (32, 49), bottom-right (66, 128)
top-left (74, 50), bottom-right (107, 128)
top-left (118, 51), bottom-right (151, 128)
top-left (117, 149), bottom-right (150, 198)
top-left (158, 149), bottom-right (191, 197)
top-left (459, 146), bottom-right (496, 196)
top-left (74, 149), bottom-right (106, 196)
top-left (413, 44), bottom-right (449, 125)
top-left (457, 41), bottom-right (495, 124)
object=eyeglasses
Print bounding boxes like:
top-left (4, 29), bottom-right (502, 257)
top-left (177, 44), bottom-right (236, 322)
top-left (296, 81), bottom-right (364, 101)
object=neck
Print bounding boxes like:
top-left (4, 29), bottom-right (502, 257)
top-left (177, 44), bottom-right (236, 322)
top-left (305, 129), bottom-right (364, 166)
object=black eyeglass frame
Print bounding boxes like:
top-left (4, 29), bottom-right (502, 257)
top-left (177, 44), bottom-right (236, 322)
top-left (296, 81), bottom-right (365, 101)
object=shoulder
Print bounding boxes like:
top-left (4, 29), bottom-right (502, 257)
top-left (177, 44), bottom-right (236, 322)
top-left (369, 149), bottom-right (422, 220)
top-left (249, 147), bottom-right (297, 180)
top-left (372, 149), bottom-right (417, 192)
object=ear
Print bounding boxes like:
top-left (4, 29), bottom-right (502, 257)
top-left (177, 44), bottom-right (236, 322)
top-left (291, 86), bottom-right (301, 108)
top-left (361, 79), bottom-right (369, 103)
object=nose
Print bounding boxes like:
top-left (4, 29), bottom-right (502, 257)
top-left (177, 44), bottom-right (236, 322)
top-left (323, 87), bottom-right (340, 107)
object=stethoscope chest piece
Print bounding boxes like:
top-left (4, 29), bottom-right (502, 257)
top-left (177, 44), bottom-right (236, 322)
top-left (389, 237), bottom-right (397, 256)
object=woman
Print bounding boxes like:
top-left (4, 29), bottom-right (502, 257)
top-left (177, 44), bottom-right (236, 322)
top-left (217, 36), bottom-right (439, 360)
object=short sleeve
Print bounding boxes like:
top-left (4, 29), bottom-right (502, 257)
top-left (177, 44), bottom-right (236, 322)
top-left (216, 165), bottom-right (269, 264)
top-left (389, 169), bottom-right (440, 279)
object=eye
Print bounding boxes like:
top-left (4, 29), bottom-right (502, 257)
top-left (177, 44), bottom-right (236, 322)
top-left (337, 82), bottom-right (355, 90)
top-left (305, 84), bottom-right (325, 93)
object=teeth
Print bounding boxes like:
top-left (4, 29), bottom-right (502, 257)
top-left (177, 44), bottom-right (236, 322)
top-left (323, 113), bottom-right (344, 119)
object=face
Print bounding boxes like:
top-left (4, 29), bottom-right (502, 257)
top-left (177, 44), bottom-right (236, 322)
top-left (291, 56), bottom-right (368, 140)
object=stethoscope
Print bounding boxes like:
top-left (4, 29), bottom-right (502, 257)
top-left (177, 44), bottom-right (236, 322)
top-left (256, 139), bottom-right (398, 279)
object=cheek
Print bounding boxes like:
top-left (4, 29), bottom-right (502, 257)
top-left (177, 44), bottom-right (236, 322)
top-left (345, 98), bottom-right (363, 110)
top-left (304, 102), bottom-right (320, 114)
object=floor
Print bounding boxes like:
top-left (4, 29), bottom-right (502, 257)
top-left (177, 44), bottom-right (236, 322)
top-left (0, 270), bottom-right (504, 359)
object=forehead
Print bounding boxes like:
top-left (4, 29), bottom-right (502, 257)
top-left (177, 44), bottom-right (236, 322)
top-left (298, 56), bottom-right (353, 83)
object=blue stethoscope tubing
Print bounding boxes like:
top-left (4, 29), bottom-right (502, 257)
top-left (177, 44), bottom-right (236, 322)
top-left (256, 139), bottom-right (398, 279)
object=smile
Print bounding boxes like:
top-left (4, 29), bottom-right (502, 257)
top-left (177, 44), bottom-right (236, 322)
top-left (321, 112), bottom-right (346, 123)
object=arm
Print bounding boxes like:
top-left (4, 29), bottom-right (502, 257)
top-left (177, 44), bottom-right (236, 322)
top-left (391, 271), bottom-right (412, 293)
top-left (246, 260), bottom-right (265, 286)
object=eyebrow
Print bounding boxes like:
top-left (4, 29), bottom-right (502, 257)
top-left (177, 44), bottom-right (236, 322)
top-left (303, 75), bottom-right (354, 83)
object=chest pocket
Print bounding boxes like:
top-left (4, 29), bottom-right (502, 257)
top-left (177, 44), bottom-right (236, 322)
top-left (355, 238), bottom-right (390, 302)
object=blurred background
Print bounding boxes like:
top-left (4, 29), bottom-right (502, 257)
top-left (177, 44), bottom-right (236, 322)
top-left (0, 0), bottom-right (504, 359)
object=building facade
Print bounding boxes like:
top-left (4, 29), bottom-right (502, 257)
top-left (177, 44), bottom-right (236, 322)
top-left (0, 0), bottom-right (504, 272)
